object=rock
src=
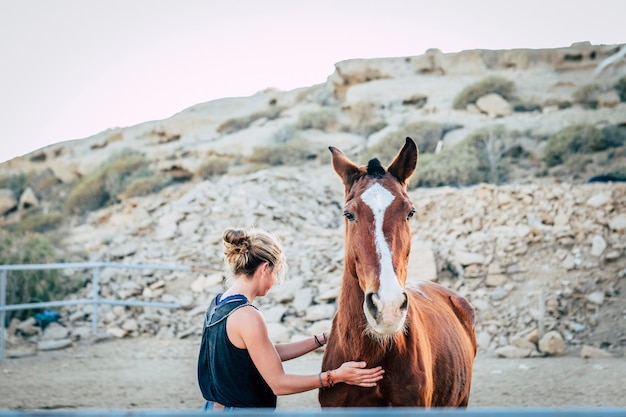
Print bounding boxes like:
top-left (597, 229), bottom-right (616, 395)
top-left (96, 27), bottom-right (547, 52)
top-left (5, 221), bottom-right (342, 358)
top-left (107, 326), bottom-right (128, 338)
top-left (538, 331), bottom-right (565, 355)
top-left (266, 322), bottom-right (290, 343)
top-left (307, 320), bottom-right (332, 336)
top-left (454, 250), bottom-right (486, 266)
top-left (122, 318), bottom-right (139, 332)
top-left (496, 345), bottom-right (533, 358)
top-left (117, 281), bottom-right (143, 299)
top-left (303, 304), bottom-right (336, 322)
top-left (18, 187), bottom-right (39, 210)
top-left (154, 212), bottom-right (180, 240)
top-left (0, 188), bottom-right (17, 215)
top-left (554, 212), bottom-right (570, 227)
top-left (475, 93), bottom-right (512, 117)
top-left (71, 326), bottom-right (92, 341)
top-left (109, 242), bottom-right (139, 259)
top-left (408, 240), bottom-right (438, 282)
top-left (38, 339), bottom-right (72, 351)
top-left (526, 329), bottom-right (540, 344)
top-left (7, 349), bottom-right (37, 358)
top-left (605, 250), bottom-right (620, 262)
top-left (292, 287), bottom-right (314, 312)
top-left (270, 279), bottom-right (301, 303)
top-left (150, 280), bottom-right (166, 290)
top-left (41, 322), bottom-right (70, 340)
top-left (596, 90), bottom-right (621, 108)
top-left (580, 345), bottom-right (614, 358)
top-left (590, 235), bottom-right (607, 257)
top-left (178, 294), bottom-right (195, 309)
top-left (608, 214), bottom-right (626, 231)
top-left (490, 287), bottom-right (509, 301)
top-left (586, 291), bottom-right (605, 305)
top-left (190, 274), bottom-right (223, 293)
top-left (562, 255), bottom-right (576, 270)
top-left (510, 336), bottom-right (538, 353)
top-left (16, 317), bottom-right (40, 336)
top-left (477, 331), bottom-right (492, 349)
top-left (586, 193), bottom-right (611, 208)
top-left (261, 305), bottom-right (288, 323)
top-left (485, 273), bottom-right (507, 287)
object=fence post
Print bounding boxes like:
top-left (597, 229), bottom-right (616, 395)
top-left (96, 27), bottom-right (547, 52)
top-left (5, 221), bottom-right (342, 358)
top-left (538, 289), bottom-right (545, 341)
top-left (1, 270), bottom-right (6, 361)
top-left (91, 266), bottom-right (101, 334)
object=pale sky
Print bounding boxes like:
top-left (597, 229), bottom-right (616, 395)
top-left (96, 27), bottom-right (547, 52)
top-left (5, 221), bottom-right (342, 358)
top-left (1, 0), bottom-right (624, 163)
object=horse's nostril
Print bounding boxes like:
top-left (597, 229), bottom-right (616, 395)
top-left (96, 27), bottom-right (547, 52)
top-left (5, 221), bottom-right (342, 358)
top-left (365, 292), bottom-right (379, 319)
top-left (400, 292), bottom-right (408, 311)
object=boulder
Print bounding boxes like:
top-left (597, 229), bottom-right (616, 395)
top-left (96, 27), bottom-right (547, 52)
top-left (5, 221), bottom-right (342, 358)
top-left (0, 188), bottom-right (17, 215)
top-left (538, 331), bottom-right (565, 355)
top-left (475, 93), bottom-right (512, 117)
top-left (18, 187), bottom-right (38, 210)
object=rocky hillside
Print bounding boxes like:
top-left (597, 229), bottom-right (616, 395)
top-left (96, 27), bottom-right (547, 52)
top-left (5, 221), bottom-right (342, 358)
top-left (1, 42), bottom-right (625, 358)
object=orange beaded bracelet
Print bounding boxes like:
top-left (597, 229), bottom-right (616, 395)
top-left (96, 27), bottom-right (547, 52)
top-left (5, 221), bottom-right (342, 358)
top-left (326, 370), bottom-right (335, 388)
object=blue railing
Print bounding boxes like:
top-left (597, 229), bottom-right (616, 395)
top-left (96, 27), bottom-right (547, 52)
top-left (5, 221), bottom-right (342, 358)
top-left (0, 262), bottom-right (201, 360)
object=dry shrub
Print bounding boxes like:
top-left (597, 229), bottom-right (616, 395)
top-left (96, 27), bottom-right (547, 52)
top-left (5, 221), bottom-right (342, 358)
top-left (64, 150), bottom-right (153, 214)
top-left (196, 156), bottom-right (231, 179)
top-left (0, 230), bottom-right (80, 323)
top-left (543, 124), bottom-right (626, 167)
top-left (217, 108), bottom-right (283, 135)
top-left (616, 76), bottom-right (626, 101)
top-left (365, 121), bottom-right (448, 164)
top-left (248, 139), bottom-right (322, 166)
top-left (452, 76), bottom-right (515, 110)
top-left (296, 109), bottom-right (338, 131)
top-left (343, 102), bottom-right (387, 136)
top-left (572, 84), bottom-right (602, 109)
top-left (413, 126), bottom-right (510, 188)
top-left (10, 210), bottom-right (64, 233)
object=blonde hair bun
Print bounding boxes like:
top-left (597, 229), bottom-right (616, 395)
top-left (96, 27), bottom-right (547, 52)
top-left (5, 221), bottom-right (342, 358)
top-left (222, 227), bottom-right (287, 281)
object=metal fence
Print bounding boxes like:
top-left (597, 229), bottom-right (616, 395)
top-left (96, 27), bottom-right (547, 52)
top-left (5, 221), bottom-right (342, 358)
top-left (0, 262), bottom-right (198, 360)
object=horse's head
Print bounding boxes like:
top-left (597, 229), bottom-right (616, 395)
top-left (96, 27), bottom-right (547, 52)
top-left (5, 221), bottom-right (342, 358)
top-left (330, 137), bottom-right (418, 339)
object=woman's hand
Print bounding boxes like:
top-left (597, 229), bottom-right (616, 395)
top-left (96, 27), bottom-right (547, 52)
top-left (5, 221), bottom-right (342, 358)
top-left (323, 328), bottom-right (331, 343)
top-left (333, 361), bottom-right (384, 387)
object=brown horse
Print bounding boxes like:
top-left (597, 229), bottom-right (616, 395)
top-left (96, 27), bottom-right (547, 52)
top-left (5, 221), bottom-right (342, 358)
top-left (319, 137), bottom-right (477, 407)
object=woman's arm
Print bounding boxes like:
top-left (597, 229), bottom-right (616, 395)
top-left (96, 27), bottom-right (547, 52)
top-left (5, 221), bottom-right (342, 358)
top-left (274, 331), bottom-right (327, 361)
top-left (230, 308), bottom-right (383, 396)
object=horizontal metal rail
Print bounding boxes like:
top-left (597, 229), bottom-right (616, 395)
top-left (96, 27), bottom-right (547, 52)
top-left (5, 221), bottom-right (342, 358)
top-left (0, 262), bottom-right (205, 360)
top-left (0, 262), bottom-right (194, 271)
top-left (0, 408), bottom-right (625, 416)
top-left (2, 298), bottom-right (180, 311)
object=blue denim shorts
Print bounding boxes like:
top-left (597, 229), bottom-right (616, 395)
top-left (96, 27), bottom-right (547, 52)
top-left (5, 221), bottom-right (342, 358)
top-left (202, 400), bottom-right (237, 412)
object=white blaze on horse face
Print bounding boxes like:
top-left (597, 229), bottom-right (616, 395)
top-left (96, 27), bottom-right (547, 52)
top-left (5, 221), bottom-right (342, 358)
top-left (360, 183), bottom-right (407, 333)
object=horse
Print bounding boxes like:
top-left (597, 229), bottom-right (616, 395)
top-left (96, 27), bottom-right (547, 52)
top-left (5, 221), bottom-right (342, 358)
top-left (319, 137), bottom-right (477, 407)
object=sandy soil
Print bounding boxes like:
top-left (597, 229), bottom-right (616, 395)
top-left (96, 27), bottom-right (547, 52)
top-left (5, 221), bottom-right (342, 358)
top-left (1, 337), bottom-right (625, 410)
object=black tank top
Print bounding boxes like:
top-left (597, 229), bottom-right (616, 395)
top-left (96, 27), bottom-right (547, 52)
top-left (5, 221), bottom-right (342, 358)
top-left (197, 294), bottom-right (276, 408)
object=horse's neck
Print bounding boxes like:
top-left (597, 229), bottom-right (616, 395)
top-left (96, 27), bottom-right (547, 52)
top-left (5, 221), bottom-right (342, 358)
top-left (335, 271), bottom-right (391, 360)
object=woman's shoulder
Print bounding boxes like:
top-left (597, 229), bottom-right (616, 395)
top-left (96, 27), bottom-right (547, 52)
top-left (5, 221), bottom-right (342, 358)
top-left (228, 304), bottom-right (268, 343)
top-left (229, 303), bottom-right (264, 322)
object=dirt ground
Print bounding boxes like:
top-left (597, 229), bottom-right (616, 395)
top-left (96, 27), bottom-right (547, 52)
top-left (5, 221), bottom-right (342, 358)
top-left (1, 337), bottom-right (625, 410)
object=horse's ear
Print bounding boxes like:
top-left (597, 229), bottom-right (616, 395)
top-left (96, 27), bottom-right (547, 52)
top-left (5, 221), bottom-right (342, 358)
top-left (387, 137), bottom-right (419, 186)
top-left (329, 146), bottom-right (361, 186)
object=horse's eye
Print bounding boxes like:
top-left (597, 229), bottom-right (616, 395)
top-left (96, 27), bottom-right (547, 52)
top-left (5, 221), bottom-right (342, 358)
top-left (344, 211), bottom-right (356, 222)
top-left (407, 208), bottom-right (416, 221)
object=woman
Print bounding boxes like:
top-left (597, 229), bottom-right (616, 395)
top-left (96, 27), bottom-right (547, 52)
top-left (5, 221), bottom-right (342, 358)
top-left (198, 227), bottom-right (384, 410)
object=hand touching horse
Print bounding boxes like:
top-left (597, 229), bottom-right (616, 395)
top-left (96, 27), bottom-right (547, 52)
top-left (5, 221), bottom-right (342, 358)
top-left (319, 137), bottom-right (476, 407)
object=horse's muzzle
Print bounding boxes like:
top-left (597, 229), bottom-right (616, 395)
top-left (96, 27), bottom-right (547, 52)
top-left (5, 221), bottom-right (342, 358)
top-left (365, 290), bottom-right (408, 334)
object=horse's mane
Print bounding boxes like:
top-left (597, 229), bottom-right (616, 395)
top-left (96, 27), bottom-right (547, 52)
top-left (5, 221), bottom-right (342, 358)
top-left (367, 158), bottom-right (386, 178)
